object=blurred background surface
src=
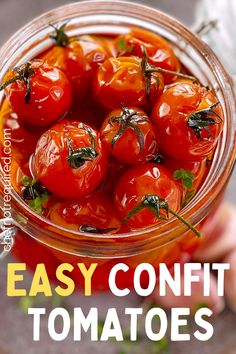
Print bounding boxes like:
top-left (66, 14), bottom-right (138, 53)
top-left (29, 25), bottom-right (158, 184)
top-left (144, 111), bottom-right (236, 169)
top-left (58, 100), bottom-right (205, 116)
top-left (0, 1), bottom-right (236, 353)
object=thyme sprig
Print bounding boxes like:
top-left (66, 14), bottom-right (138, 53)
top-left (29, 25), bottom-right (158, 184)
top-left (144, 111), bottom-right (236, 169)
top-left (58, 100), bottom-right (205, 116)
top-left (109, 106), bottom-right (148, 150)
top-left (123, 194), bottom-right (201, 237)
top-left (0, 62), bottom-right (35, 104)
top-left (67, 125), bottom-right (98, 169)
top-left (188, 102), bottom-right (222, 140)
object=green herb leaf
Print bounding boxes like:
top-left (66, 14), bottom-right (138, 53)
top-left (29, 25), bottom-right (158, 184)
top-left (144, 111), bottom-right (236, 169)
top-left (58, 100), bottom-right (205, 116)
top-left (19, 296), bottom-right (35, 313)
top-left (117, 38), bottom-right (134, 55)
top-left (173, 169), bottom-right (194, 189)
top-left (117, 38), bottom-right (126, 51)
top-left (29, 194), bottom-right (49, 214)
top-left (127, 44), bottom-right (135, 53)
top-left (150, 336), bottom-right (170, 354)
top-left (22, 175), bottom-right (49, 214)
top-left (22, 175), bottom-right (31, 186)
top-left (185, 189), bottom-right (196, 201)
top-left (194, 302), bottom-right (209, 313)
top-left (98, 320), bottom-right (105, 338)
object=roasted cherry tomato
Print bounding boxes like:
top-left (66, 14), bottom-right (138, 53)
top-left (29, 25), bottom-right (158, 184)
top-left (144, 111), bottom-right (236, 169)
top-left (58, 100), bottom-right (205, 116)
top-left (115, 28), bottom-right (180, 83)
top-left (100, 106), bottom-right (158, 164)
top-left (42, 42), bottom-right (91, 99)
top-left (1, 60), bottom-right (72, 127)
top-left (77, 34), bottom-right (110, 69)
top-left (114, 163), bottom-right (181, 230)
top-left (151, 82), bottom-right (223, 162)
top-left (48, 190), bottom-right (121, 233)
top-left (93, 56), bottom-right (164, 110)
top-left (32, 120), bottom-right (107, 199)
top-left (42, 25), bottom-right (109, 99)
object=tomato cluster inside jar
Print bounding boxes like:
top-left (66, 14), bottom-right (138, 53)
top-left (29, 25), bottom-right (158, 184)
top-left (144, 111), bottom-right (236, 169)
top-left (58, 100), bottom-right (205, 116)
top-left (0, 24), bottom-right (224, 290)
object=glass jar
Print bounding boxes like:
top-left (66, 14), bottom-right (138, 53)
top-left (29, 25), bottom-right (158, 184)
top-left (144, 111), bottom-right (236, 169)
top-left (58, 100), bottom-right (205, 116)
top-left (0, 0), bottom-right (235, 290)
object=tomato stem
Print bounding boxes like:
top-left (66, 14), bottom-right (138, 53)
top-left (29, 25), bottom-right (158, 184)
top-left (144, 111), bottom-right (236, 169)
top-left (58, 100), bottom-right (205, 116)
top-left (195, 20), bottom-right (218, 37)
top-left (67, 125), bottom-right (98, 169)
top-left (145, 67), bottom-right (197, 82)
top-left (168, 208), bottom-right (201, 238)
top-left (140, 46), bottom-right (197, 98)
top-left (0, 62), bottom-right (34, 104)
top-left (109, 107), bottom-right (148, 151)
top-left (123, 194), bottom-right (201, 237)
top-left (187, 102), bottom-right (222, 140)
top-left (49, 23), bottom-right (70, 47)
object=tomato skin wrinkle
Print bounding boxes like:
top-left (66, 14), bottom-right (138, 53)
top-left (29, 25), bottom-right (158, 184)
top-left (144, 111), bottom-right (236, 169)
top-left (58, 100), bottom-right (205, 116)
top-left (93, 56), bottom-right (164, 110)
top-left (114, 163), bottom-right (181, 230)
top-left (114, 27), bottom-right (180, 83)
top-left (43, 33), bottom-right (109, 100)
top-left (100, 106), bottom-right (159, 165)
top-left (3, 60), bottom-right (72, 127)
top-left (48, 190), bottom-right (121, 233)
top-left (32, 120), bottom-right (107, 199)
top-left (152, 82), bottom-right (223, 162)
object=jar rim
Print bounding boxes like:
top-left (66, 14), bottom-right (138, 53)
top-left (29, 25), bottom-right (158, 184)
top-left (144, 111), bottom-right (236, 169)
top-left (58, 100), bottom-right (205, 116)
top-left (0, 0), bottom-right (236, 249)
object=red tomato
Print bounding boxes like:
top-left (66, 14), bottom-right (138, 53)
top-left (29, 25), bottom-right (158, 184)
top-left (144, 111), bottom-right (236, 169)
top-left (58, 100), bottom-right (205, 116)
top-left (114, 28), bottom-right (180, 83)
top-left (42, 41), bottom-right (91, 99)
top-left (2, 60), bottom-right (72, 127)
top-left (151, 82), bottom-right (223, 162)
top-left (77, 35), bottom-right (109, 69)
top-left (48, 190), bottom-right (121, 233)
top-left (93, 56), bottom-right (164, 109)
top-left (32, 120), bottom-right (107, 199)
top-left (114, 163), bottom-right (181, 230)
top-left (100, 106), bottom-right (159, 164)
top-left (42, 25), bottom-right (109, 99)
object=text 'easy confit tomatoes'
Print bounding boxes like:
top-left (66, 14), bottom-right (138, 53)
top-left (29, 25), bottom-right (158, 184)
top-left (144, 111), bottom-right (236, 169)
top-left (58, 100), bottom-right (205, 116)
top-left (100, 106), bottom-right (159, 165)
top-left (152, 81), bottom-right (223, 162)
top-left (1, 60), bottom-right (72, 127)
top-left (114, 163), bottom-right (181, 230)
top-left (32, 120), bottom-right (107, 199)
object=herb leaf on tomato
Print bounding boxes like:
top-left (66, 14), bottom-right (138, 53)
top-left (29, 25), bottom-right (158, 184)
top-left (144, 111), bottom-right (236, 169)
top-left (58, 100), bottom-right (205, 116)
top-left (22, 175), bottom-right (49, 214)
top-left (173, 169), bottom-right (194, 189)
